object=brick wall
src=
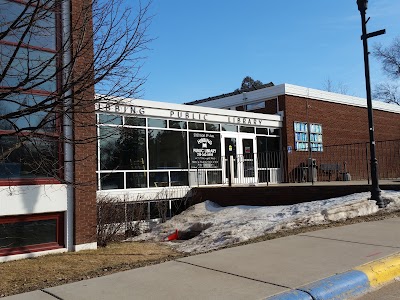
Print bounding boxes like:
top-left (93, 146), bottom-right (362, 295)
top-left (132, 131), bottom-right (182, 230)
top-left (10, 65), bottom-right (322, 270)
top-left (282, 95), bottom-right (400, 146)
top-left (190, 184), bottom-right (400, 207)
top-left (283, 95), bottom-right (400, 182)
top-left (250, 94), bottom-right (400, 182)
top-left (70, 0), bottom-right (97, 245)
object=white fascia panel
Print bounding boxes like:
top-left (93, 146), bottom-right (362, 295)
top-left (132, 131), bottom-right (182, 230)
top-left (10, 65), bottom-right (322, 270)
top-left (0, 184), bottom-right (68, 216)
top-left (284, 84), bottom-right (400, 114)
top-left (95, 96), bottom-right (283, 128)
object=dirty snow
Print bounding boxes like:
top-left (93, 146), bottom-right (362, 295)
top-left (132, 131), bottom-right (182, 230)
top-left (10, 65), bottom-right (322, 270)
top-left (132, 191), bottom-right (400, 254)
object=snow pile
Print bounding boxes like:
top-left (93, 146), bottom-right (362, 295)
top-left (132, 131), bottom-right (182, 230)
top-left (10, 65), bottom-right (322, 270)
top-left (132, 190), bottom-right (400, 254)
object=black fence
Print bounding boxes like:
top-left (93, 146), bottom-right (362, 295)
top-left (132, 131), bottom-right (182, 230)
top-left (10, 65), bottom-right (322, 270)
top-left (190, 139), bottom-right (400, 186)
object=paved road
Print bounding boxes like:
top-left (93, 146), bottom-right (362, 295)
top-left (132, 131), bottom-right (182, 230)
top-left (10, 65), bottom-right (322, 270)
top-left (356, 280), bottom-right (400, 299)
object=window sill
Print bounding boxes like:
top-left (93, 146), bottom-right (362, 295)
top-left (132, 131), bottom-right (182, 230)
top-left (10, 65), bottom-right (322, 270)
top-left (0, 178), bottom-right (61, 186)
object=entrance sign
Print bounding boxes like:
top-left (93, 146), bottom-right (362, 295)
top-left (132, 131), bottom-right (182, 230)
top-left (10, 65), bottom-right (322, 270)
top-left (189, 132), bottom-right (221, 169)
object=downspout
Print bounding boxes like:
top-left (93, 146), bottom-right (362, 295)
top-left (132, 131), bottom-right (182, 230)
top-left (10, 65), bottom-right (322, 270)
top-left (62, 0), bottom-right (74, 251)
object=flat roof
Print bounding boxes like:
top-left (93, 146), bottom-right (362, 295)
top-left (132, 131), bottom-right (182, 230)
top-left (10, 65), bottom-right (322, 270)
top-left (186, 83), bottom-right (400, 114)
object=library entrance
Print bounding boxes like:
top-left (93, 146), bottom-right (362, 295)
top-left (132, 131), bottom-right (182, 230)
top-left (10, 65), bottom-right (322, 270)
top-left (222, 133), bottom-right (257, 184)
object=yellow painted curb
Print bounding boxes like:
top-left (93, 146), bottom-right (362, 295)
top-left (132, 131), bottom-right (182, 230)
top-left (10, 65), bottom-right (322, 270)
top-left (354, 253), bottom-right (400, 287)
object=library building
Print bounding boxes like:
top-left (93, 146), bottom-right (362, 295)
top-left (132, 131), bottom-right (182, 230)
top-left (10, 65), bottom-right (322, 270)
top-left (96, 97), bottom-right (283, 200)
top-left (96, 83), bottom-right (400, 200)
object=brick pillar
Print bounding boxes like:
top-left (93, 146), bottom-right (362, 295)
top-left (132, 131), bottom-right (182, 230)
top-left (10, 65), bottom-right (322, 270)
top-left (70, 0), bottom-right (97, 247)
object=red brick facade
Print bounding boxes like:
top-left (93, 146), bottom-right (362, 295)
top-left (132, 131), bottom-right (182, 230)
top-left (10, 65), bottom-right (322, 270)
top-left (281, 95), bottom-right (400, 147)
top-left (70, 0), bottom-right (97, 245)
top-left (249, 94), bottom-right (400, 182)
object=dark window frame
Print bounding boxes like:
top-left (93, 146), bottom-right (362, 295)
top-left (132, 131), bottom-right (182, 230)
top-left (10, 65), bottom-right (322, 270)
top-left (0, 212), bottom-right (65, 256)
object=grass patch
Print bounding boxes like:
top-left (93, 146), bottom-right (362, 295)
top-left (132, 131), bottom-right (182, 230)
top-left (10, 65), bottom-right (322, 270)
top-left (0, 242), bottom-right (181, 297)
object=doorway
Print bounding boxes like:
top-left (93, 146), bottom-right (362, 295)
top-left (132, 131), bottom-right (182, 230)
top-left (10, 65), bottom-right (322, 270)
top-left (222, 133), bottom-right (257, 184)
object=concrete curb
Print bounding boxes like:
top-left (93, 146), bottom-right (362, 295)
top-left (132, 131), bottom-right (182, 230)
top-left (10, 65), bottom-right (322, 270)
top-left (265, 253), bottom-right (400, 300)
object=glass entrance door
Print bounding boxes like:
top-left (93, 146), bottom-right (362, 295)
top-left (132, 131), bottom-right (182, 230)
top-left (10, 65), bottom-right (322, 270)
top-left (222, 134), bottom-right (257, 184)
top-left (242, 138), bottom-right (255, 179)
top-left (224, 137), bottom-right (237, 182)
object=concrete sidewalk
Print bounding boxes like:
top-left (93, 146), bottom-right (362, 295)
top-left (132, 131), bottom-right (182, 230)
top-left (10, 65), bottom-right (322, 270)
top-left (5, 218), bottom-right (400, 300)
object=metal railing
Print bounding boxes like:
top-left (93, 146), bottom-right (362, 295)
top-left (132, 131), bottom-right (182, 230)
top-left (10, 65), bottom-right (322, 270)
top-left (189, 139), bottom-right (400, 186)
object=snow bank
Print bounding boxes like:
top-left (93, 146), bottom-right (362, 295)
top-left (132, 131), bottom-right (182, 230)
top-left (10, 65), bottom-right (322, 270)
top-left (131, 190), bottom-right (400, 254)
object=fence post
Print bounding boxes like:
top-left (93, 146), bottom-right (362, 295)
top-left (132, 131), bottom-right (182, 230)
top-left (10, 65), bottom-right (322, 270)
top-left (266, 151), bottom-right (269, 186)
top-left (228, 154), bottom-right (232, 187)
top-left (365, 142), bottom-right (370, 184)
top-left (196, 166), bottom-right (199, 187)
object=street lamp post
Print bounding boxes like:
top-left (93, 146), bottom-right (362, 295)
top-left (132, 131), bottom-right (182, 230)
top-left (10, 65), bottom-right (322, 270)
top-left (356, 0), bottom-right (386, 208)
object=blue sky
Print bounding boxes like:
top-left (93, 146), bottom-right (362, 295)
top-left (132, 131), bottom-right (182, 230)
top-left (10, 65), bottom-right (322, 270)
top-left (139, 0), bottom-right (400, 103)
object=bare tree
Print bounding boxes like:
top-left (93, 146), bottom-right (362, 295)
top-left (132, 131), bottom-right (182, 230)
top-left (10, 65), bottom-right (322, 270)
top-left (322, 78), bottom-right (350, 95)
top-left (0, 0), bottom-right (152, 181)
top-left (373, 37), bottom-right (400, 105)
top-left (373, 82), bottom-right (399, 105)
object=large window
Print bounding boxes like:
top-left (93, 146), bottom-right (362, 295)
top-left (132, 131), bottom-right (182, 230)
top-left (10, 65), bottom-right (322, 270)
top-left (97, 113), bottom-right (281, 190)
top-left (294, 122), bottom-right (323, 152)
top-left (257, 136), bottom-right (281, 168)
top-left (148, 129), bottom-right (187, 169)
top-left (0, 0), bottom-right (61, 183)
top-left (99, 126), bottom-right (147, 171)
top-left (0, 212), bottom-right (64, 256)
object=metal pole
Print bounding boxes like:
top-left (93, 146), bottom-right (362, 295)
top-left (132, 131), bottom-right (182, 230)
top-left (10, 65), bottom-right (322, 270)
top-left (357, 1), bottom-right (385, 208)
top-left (228, 154), bottom-right (232, 187)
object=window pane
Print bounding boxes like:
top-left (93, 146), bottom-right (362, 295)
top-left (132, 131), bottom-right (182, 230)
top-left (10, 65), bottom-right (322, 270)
top-left (267, 137), bottom-right (281, 168)
top-left (0, 219), bottom-right (57, 249)
top-left (221, 124), bottom-right (237, 132)
top-left (169, 120), bottom-right (187, 129)
top-left (99, 126), bottom-right (147, 170)
top-left (149, 172), bottom-right (168, 187)
top-left (206, 123), bottom-right (220, 131)
top-left (0, 44), bottom-right (57, 91)
top-left (100, 172), bottom-right (124, 190)
top-left (170, 171), bottom-right (188, 186)
top-left (0, 94), bottom-right (55, 131)
top-left (0, 135), bottom-right (58, 178)
top-left (148, 129), bottom-right (188, 169)
top-left (148, 118), bottom-right (167, 128)
top-left (256, 128), bottom-right (269, 135)
top-left (269, 128), bottom-right (280, 135)
top-left (240, 126), bottom-right (255, 133)
top-left (258, 170), bottom-right (269, 183)
top-left (257, 137), bottom-right (281, 168)
top-left (98, 114), bottom-right (122, 125)
top-left (125, 117), bottom-right (145, 126)
top-left (0, 0), bottom-right (57, 49)
top-left (257, 136), bottom-right (267, 153)
top-left (246, 101), bottom-right (265, 111)
top-left (207, 170), bottom-right (222, 184)
top-left (126, 172), bottom-right (147, 188)
top-left (267, 137), bottom-right (280, 152)
top-left (188, 122), bottom-right (204, 130)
